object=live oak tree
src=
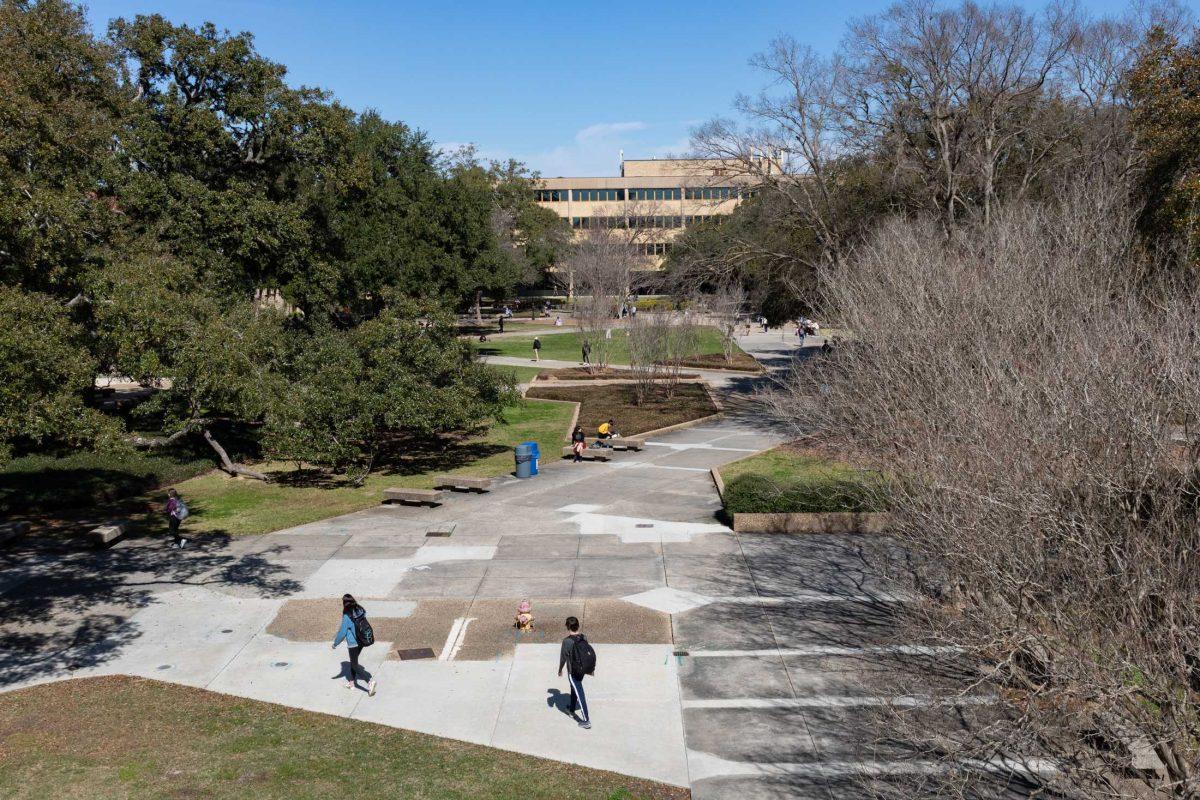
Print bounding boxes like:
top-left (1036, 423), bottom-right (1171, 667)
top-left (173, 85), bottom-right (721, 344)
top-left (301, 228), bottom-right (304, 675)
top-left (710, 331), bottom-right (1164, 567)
top-left (264, 305), bottom-right (516, 483)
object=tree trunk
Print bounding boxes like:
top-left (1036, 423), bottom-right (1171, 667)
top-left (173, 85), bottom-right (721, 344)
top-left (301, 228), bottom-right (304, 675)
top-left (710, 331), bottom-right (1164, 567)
top-left (474, 289), bottom-right (483, 326)
top-left (129, 428), bottom-right (194, 449)
top-left (202, 428), bottom-right (268, 481)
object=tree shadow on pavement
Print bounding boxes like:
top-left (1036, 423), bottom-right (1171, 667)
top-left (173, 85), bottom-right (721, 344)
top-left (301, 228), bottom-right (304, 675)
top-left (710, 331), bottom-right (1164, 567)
top-left (0, 529), bottom-right (301, 688)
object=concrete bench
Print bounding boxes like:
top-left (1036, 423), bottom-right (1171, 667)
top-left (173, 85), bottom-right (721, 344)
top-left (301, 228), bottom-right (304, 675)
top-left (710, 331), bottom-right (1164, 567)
top-left (562, 446), bottom-right (616, 462)
top-left (433, 475), bottom-right (494, 492)
top-left (607, 437), bottom-right (645, 451)
top-left (0, 521), bottom-right (30, 546)
top-left (383, 487), bottom-right (444, 506)
top-left (88, 521), bottom-right (126, 547)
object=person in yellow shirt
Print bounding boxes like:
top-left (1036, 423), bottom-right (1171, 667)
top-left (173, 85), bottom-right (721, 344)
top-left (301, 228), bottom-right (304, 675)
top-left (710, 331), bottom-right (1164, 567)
top-left (597, 419), bottom-right (617, 446)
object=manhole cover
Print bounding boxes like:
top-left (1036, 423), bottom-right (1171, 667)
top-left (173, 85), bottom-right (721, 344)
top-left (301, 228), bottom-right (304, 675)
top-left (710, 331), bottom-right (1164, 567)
top-left (156, 664), bottom-right (172, 670)
top-left (272, 661), bottom-right (289, 668)
top-left (221, 629), bottom-right (233, 633)
top-left (425, 530), bottom-right (451, 537)
top-left (635, 523), bottom-right (654, 528)
top-left (397, 647), bottom-right (436, 661)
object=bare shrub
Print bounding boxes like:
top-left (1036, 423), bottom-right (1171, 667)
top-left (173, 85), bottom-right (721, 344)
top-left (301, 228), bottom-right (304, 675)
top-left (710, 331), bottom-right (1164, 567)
top-left (769, 180), bottom-right (1200, 797)
top-left (692, 282), bottom-right (746, 366)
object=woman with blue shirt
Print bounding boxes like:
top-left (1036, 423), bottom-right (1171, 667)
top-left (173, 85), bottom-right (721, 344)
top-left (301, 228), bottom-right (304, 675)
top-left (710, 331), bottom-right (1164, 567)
top-left (332, 593), bottom-right (376, 695)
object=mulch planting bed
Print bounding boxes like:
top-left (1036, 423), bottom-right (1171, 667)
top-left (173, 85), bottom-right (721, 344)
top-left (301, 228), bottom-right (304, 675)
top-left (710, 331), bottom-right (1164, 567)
top-left (525, 382), bottom-right (718, 436)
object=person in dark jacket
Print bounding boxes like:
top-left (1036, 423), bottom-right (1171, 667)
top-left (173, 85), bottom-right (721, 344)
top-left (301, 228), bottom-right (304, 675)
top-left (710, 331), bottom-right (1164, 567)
top-left (570, 425), bottom-right (587, 462)
top-left (557, 616), bottom-right (591, 728)
top-left (332, 593), bottom-right (377, 695)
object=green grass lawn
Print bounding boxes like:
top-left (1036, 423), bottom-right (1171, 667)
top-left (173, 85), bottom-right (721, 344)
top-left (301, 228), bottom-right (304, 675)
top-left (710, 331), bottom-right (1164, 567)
top-left (720, 445), bottom-right (889, 514)
top-left (176, 399), bottom-right (575, 537)
top-left (0, 676), bottom-right (687, 800)
top-left (478, 328), bottom-right (737, 366)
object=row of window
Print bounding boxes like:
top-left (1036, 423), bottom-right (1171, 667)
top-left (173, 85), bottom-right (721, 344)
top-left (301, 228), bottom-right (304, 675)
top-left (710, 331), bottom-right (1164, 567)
top-left (568, 215), bottom-right (729, 230)
top-left (536, 187), bottom-right (744, 203)
top-left (636, 242), bottom-right (674, 256)
top-left (570, 216), bottom-right (689, 229)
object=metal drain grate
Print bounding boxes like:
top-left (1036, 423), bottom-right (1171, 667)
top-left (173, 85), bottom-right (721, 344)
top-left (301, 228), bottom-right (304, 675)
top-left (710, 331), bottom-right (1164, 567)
top-left (425, 530), bottom-right (451, 537)
top-left (397, 647), bottom-right (436, 661)
top-left (635, 523), bottom-right (654, 528)
top-left (673, 650), bottom-right (690, 657)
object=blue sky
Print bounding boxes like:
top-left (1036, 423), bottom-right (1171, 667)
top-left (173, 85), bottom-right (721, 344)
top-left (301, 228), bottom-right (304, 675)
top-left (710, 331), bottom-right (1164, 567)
top-left (84, 0), bottom-right (1156, 177)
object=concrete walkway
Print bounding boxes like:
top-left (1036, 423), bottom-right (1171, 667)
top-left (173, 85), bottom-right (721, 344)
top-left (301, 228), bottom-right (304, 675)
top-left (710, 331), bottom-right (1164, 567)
top-left (2, 330), bottom-right (1027, 796)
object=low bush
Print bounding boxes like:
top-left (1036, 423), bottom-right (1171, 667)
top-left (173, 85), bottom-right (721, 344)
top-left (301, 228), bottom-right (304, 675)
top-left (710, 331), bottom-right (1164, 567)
top-left (722, 472), bottom-right (889, 514)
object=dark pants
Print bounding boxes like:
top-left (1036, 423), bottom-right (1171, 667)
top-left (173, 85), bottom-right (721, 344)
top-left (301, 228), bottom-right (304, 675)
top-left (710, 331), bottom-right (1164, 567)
top-left (567, 671), bottom-right (589, 723)
top-left (168, 515), bottom-right (181, 544)
top-left (348, 645), bottom-right (363, 682)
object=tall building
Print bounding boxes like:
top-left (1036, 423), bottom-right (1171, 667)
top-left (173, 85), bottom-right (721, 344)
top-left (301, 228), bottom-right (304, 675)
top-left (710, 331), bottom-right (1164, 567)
top-left (533, 157), bottom-right (760, 267)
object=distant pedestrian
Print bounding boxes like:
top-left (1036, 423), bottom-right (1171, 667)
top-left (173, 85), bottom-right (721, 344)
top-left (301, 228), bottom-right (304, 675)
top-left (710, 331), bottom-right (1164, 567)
top-left (558, 616), bottom-right (596, 728)
top-left (332, 593), bottom-right (377, 696)
top-left (554, 315), bottom-right (563, 327)
top-left (796, 325), bottom-right (806, 348)
top-left (498, 316), bottom-right (505, 333)
top-left (761, 316), bottom-right (769, 333)
top-left (165, 487), bottom-right (188, 549)
top-left (581, 339), bottom-right (591, 365)
top-left (570, 425), bottom-right (587, 462)
top-left (532, 336), bottom-right (541, 362)
top-left (630, 305), bottom-right (637, 318)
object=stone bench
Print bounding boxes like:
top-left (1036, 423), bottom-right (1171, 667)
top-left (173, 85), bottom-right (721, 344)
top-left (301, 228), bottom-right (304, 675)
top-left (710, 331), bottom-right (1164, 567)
top-left (607, 437), bottom-right (645, 451)
top-left (433, 475), bottom-right (494, 492)
top-left (562, 446), bottom-right (616, 462)
top-left (383, 487), bottom-right (444, 506)
top-left (88, 521), bottom-right (126, 547)
top-left (0, 521), bottom-right (30, 546)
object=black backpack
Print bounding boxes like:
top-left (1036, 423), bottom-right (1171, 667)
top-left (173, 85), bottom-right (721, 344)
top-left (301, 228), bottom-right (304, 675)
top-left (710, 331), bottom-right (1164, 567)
top-left (569, 634), bottom-right (596, 676)
top-left (351, 607), bottom-right (375, 648)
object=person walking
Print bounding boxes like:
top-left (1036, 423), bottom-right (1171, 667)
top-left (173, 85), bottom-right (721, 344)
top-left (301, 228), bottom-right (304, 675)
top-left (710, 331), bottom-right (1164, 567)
top-left (570, 425), bottom-right (587, 462)
top-left (332, 593), bottom-right (377, 696)
top-left (498, 315), bottom-right (505, 333)
top-left (581, 339), bottom-right (591, 366)
top-left (165, 487), bottom-right (188, 549)
top-left (558, 616), bottom-right (596, 728)
top-left (532, 336), bottom-right (541, 362)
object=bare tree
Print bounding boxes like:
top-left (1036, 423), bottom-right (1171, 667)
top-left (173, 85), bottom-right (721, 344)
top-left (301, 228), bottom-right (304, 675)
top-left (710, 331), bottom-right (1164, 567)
top-left (627, 310), bottom-right (700, 402)
top-left (768, 179), bottom-right (1200, 797)
top-left (692, 282), bottom-right (746, 366)
top-left (557, 227), bottom-right (642, 371)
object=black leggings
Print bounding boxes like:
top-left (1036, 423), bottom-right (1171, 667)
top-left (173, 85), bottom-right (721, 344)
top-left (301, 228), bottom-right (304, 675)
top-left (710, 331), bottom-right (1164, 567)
top-left (348, 645), bottom-right (363, 681)
top-left (168, 515), bottom-right (181, 544)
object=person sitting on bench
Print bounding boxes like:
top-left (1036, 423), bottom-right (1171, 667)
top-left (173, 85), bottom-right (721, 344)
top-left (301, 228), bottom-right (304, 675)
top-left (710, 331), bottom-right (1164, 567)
top-left (596, 419), bottom-right (618, 447)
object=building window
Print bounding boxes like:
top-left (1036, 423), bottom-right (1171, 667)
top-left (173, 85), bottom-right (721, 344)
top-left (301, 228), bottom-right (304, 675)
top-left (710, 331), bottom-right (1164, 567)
top-left (534, 189), bottom-right (566, 202)
top-left (628, 187), bottom-right (681, 201)
top-left (629, 215), bottom-right (682, 229)
top-left (684, 186), bottom-right (737, 200)
top-left (635, 242), bottom-right (673, 256)
top-left (572, 188), bottom-right (625, 202)
top-left (571, 216), bottom-right (627, 229)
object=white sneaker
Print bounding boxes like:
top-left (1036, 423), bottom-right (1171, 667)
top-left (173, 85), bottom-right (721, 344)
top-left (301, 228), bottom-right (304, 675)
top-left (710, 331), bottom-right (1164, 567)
top-left (179, 539), bottom-right (188, 548)
top-left (344, 680), bottom-right (354, 689)
top-left (368, 679), bottom-right (377, 696)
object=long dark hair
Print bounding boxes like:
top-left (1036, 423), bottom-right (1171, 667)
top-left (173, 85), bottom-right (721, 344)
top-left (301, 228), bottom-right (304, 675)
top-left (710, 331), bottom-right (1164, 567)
top-left (342, 594), bottom-right (358, 617)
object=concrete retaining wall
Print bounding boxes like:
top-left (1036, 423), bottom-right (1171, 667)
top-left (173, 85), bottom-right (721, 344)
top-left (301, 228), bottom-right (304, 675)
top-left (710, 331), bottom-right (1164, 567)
top-left (731, 511), bottom-right (891, 534)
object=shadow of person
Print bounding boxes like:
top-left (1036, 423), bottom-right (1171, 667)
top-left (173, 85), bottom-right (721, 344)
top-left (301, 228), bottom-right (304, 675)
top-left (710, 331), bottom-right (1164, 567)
top-left (332, 661), bottom-right (374, 690)
top-left (546, 687), bottom-right (574, 716)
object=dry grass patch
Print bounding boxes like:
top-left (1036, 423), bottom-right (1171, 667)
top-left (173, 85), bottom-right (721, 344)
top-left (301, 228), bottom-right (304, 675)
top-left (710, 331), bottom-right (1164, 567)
top-left (0, 676), bottom-right (689, 800)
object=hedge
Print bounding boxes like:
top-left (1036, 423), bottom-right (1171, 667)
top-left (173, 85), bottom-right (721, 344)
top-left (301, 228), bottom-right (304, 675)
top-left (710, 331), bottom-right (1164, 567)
top-left (723, 472), bottom-right (889, 514)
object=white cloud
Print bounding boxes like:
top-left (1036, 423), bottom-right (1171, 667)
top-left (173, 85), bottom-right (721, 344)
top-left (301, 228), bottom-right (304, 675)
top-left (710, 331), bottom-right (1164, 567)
top-left (574, 121), bottom-right (647, 142)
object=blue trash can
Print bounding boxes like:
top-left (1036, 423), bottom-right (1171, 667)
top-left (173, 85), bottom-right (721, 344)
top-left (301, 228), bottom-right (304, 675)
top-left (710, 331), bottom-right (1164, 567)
top-left (524, 441), bottom-right (540, 475)
top-left (514, 443), bottom-right (534, 479)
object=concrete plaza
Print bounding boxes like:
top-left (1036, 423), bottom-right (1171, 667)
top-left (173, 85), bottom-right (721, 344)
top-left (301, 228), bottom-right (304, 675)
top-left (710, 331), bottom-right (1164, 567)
top-left (0, 333), bottom-right (1033, 798)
